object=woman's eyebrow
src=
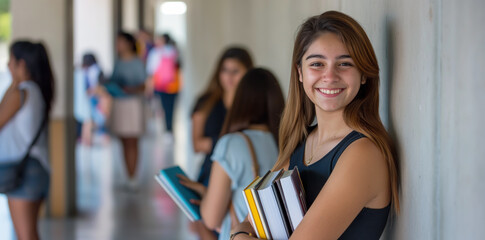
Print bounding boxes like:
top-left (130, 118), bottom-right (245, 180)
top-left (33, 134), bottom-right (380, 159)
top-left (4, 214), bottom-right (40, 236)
top-left (336, 54), bottom-right (352, 59)
top-left (305, 54), bottom-right (325, 60)
top-left (305, 54), bottom-right (351, 60)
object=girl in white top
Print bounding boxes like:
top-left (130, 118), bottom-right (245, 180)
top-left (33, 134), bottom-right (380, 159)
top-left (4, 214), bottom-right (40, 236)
top-left (179, 68), bottom-right (285, 240)
top-left (0, 40), bottom-right (55, 240)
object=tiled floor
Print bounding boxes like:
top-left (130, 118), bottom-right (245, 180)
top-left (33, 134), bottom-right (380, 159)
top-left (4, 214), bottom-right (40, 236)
top-left (0, 104), bottom-right (201, 240)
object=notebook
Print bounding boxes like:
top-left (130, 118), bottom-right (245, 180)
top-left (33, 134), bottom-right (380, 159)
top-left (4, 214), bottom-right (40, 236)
top-left (154, 166), bottom-right (201, 221)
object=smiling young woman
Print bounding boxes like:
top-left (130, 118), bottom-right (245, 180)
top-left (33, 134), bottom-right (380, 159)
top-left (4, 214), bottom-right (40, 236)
top-left (231, 11), bottom-right (400, 240)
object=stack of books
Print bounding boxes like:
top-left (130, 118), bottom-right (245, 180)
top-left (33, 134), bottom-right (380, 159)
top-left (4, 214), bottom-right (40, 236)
top-left (242, 166), bottom-right (307, 240)
top-left (154, 166), bottom-right (201, 222)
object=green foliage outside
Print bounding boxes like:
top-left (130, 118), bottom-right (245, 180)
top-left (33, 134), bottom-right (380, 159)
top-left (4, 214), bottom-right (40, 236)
top-left (0, 0), bottom-right (9, 42)
top-left (0, 0), bottom-right (9, 14)
top-left (0, 13), bottom-right (10, 41)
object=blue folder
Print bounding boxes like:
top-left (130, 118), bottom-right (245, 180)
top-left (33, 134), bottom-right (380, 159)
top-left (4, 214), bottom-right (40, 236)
top-left (155, 166), bottom-right (201, 221)
top-left (103, 82), bottom-right (127, 97)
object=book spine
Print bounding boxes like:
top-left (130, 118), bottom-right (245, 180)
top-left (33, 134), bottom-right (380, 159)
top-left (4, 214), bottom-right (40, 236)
top-left (259, 186), bottom-right (289, 240)
top-left (272, 182), bottom-right (292, 237)
top-left (275, 179), bottom-right (293, 234)
top-left (292, 168), bottom-right (307, 213)
top-left (251, 188), bottom-right (272, 239)
top-left (243, 189), bottom-right (266, 239)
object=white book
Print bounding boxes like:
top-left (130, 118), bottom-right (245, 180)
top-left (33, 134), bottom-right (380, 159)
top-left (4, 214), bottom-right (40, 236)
top-left (257, 170), bottom-right (290, 240)
top-left (277, 166), bottom-right (307, 231)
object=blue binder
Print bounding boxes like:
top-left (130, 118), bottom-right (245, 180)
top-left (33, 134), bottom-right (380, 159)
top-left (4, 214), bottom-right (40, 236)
top-left (155, 166), bottom-right (201, 221)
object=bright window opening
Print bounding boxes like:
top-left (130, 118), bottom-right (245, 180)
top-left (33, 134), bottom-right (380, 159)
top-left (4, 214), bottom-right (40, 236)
top-left (160, 1), bottom-right (187, 15)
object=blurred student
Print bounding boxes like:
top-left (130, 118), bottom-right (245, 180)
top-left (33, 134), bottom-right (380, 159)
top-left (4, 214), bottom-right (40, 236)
top-left (74, 53), bottom-right (110, 145)
top-left (106, 32), bottom-right (147, 188)
top-left (146, 33), bottom-right (181, 134)
top-left (136, 29), bottom-right (154, 64)
top-left (180, 68), bottom-right (285, 240)
top-left (0, 40), bottom-right (55, 240)
top-left (191, 47), bottom-right (253, 187)
top-left (231, 11), bottom-right (400, 240)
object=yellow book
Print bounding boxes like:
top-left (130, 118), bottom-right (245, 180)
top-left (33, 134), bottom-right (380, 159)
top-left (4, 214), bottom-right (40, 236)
top-left (243, 177), bottom-right (267, 239)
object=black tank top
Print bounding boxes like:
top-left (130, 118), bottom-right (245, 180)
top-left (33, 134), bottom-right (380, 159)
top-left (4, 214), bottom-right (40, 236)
top-left (289, 130), bottom-right (390, 240)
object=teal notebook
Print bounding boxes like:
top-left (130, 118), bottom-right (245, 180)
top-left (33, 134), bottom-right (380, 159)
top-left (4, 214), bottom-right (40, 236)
top-left (103, 82), bottom-right (127, 97)
top-left (154, 166), bottom-right (201, 221)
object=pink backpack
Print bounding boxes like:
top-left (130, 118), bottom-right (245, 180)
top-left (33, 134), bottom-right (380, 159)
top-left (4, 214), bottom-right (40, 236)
top-left (154, 46), bottom-right (180, 93)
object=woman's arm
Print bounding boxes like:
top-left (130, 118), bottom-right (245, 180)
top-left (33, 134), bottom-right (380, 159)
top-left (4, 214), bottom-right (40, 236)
top-left (0, 88), bottom-right (24, 130)
top-left (144, 76), bottom-right (154, 97)
top-left (230, 216), bottom-right (257, 240)
top-left (200, 161), bottom-right (233, 230)
top-left (122, 84), bottom-right (145, 94)
top-left (192, 111), bottom-right (213, 153)
top-left (289, 138), bottom-right (390, 239)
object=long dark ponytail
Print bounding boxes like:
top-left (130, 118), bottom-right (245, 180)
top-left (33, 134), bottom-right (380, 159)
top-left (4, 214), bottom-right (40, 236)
top-left (10, 40), bottom-right (55, 119)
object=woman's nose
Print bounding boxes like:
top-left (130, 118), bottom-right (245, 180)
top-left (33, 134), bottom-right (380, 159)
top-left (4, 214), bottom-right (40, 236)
top-left (322, 65), bottom-right (338, 82)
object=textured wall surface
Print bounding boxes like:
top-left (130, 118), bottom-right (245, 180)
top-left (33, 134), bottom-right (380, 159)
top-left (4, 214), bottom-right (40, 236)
top-left (439, 0), bottom-right (485, 239)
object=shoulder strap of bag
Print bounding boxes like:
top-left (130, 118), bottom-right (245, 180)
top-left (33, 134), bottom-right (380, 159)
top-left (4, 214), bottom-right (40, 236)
top-left (229, 131), bottom-right (259, 228)
top-left (20, 113), bottom-right (47, 163)
top-left (237, 131), bottom-right (259, 178)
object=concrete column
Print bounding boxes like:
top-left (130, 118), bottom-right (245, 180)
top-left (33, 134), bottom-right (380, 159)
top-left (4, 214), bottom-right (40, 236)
top-left (122, 0), bottom-right (138, 32)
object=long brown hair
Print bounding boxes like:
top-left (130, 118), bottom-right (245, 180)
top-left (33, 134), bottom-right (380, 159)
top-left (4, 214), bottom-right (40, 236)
top-left (273, 11), bottom-right (400, 213)
top-left (220, 68), bottom-right (285, 143)
top-left (197, 47), bottom-right (253, 114)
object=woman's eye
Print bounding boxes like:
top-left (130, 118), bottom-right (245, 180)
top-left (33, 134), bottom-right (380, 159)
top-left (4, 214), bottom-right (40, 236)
top-left (310, 62), bottom-right (323, 67)
top-left (339, 62), bottom-right (353, 67)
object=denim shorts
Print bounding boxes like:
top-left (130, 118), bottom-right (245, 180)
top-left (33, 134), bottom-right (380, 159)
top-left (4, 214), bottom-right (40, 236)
top-left (1, 157), bottom-right (50, 201)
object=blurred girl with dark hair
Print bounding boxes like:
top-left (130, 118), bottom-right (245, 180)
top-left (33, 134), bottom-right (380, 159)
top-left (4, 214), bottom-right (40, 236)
top-left (192, 47), bottom-right (253, 187)
top-left (107, 31), bottom-right (147, 189)
top-left (0, 40), bottom-right (55, 240)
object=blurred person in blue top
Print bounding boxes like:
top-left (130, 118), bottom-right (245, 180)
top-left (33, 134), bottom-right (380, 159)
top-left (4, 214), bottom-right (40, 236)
top-left (0, 40), bottom-right (55, 240)
top-left (106, 32), bottom-right (147, 188)
top-left (74, 53), bottom-right (110, 145)
top-left (179, 68), bottom-right (285, 240)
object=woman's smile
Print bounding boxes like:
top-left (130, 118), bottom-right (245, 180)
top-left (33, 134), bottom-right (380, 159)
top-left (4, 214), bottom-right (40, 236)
top-left (316, 87), bottom-right (345, 97)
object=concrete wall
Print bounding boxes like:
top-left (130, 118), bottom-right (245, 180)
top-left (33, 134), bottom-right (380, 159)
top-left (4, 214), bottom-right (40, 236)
top-left (439, 0), bottom-right (485, 238)
top-left (184, 0), bottom-right (485, 238)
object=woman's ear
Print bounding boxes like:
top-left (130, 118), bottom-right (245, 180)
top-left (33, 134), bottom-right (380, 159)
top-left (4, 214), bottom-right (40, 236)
top-left (17, 59), bottom-right (26, 70)
top-left (361, 76), bottom-right (367, 84)
top-left (18, 59), bottom-right (30, 79)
